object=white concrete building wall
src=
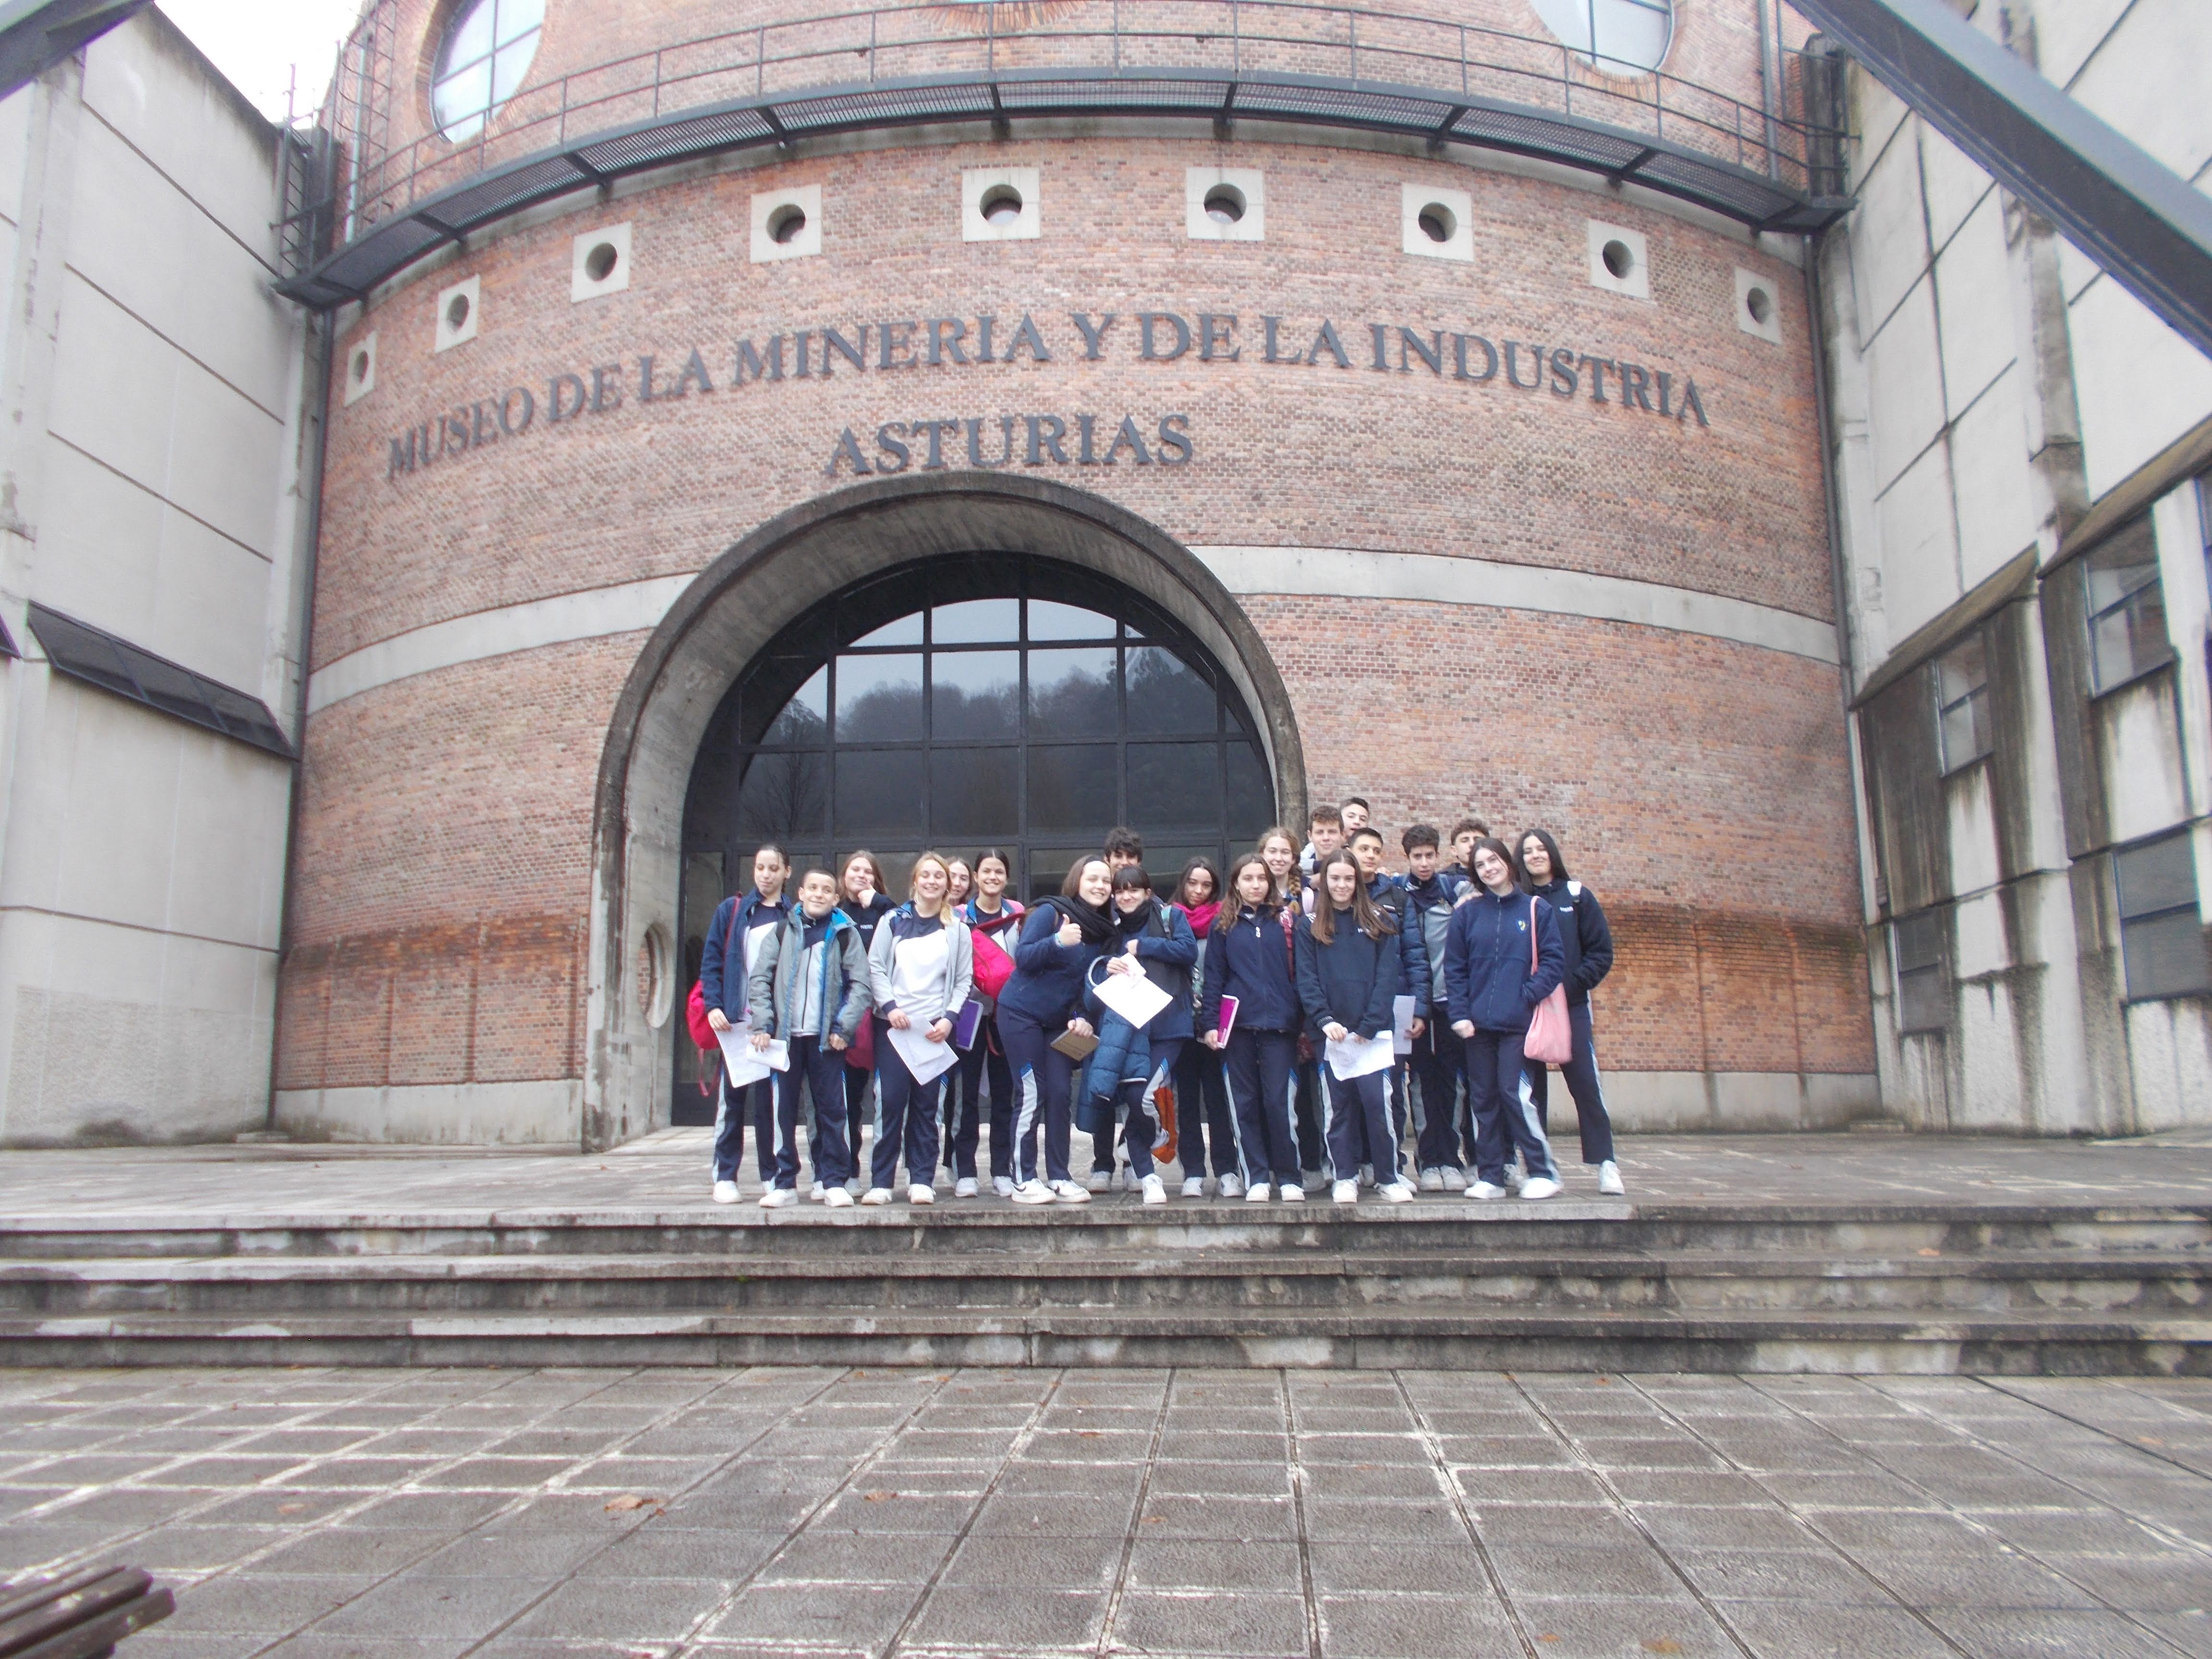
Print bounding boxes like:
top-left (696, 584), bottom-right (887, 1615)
top-left (0, 11), bottom-right (314, 1145)
top-left (1820, 0), bottom-right (2212, 1135)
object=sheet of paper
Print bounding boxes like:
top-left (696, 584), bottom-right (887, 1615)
top-left (1093, 967), bottom-right (1174, 1031)
top-left (886, 1019), bottom-right (960, 1085)
top-left (1325, 1030), bottom-right (1397, 1081)
top-left (1392, 994), bottom-right (1417, 1056)
top-left (717, 1027), bottom-right (789, 1088)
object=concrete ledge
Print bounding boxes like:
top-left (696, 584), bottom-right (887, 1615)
top-left (1604, 1071), bottom-right (1881, 1133)
top-left (273, 1081), bottom-right (582, 1147)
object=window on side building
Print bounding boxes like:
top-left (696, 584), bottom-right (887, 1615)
top-left (1894, 910), bottom-right (1948, 1034)
top-left (2082, 517), bottom-right (2172, 694)
top-left (2115, 830), bottom-right (2212, 1001)
top-left (1933, 631), bottom-right (1992, 774)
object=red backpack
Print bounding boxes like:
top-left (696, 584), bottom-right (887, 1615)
top-left (685, 900), bottom-right (741, 1051)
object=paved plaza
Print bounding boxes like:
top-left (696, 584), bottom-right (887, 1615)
top-left (0, 1363), bottom-right (2208, 1659)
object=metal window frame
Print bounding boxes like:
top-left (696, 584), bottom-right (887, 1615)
top-left (1931, 630), bottom-right (1991, 776)
top-left (2081, 527), bottom-right (2173, 697)
top-left (432, 0), bottom-right (544, 141)
top-left (2113, 827), bottom-right (2212, 1004)
top-left (24, 602), bottom-right (294, 759)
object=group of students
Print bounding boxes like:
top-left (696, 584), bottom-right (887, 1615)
top-left (694, 797), bottom-right (1618, 1211)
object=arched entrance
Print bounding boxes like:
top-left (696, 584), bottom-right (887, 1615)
top-left (583, 475), bottom-right (1305, 1148)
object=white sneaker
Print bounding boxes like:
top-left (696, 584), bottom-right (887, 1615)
top-left (955, 1177), bottom-right (978, 1199)
top-left (1379, 1182), bottom-right (1416, 1203)
top-left (909, 1184), bottom-right (935, 1205)
top-left (808, 1181), bottom-right (827, 1203)
top-left (823, 1186), bottom-right (854, 1208)
top-left (759, 1187), bottom-right (798, 1209)
top-left (1598, 1161), bottom-right (1625, 1196)
top-left (1440, 1167), bottom-right (1468, 1191)
top-left (1216, 1173), bottom-right (1245, 1199)
top-left (1052, 1180), bottom-right (1093, 1205)
top-left (1466, 1180), bottom-right (1505, 1201)
top-left (1181, 1176), bottom-right (1206, 1199)
top-left (1245, 1182), bottom-right (1272, 1203)
top-left (1419, 1167), bottom-right (1444, 1192)
top-left (860, 1187), bottom-right (895, 1206)
top-left (711, 1180), bottom-right (739, 1205)
top-left (1140, 1175), bottom-right (1167, 1206)
top-left (1279, 1184), bottom-right (1306, 1202)
top-left (1519, 1177), bottom-right (1562, 1201)
top-left (1504, 1165), bottom-right (1526, 1192)
top-left (1332, 1180), bottom-right (1359, 1205)
top-left (1119, 1167), bottom-right (1140, 1192)
top-left (993, 1175), bottom-right (1016, 1197)
top-left (1085, 1168), bottom-right (1112, 1193)
top-left (1010, 1180), bottom-right (1055, 1205)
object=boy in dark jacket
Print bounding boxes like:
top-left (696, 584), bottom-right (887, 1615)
top-left (745, 868), bottom-right (873, 1207)
top-left (1402, 824), bottom-right (1473, 1189)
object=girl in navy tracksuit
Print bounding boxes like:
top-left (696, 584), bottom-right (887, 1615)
top-left (697, 844), bottom-right (793, 1201)
top-left (996, 856), bottom-right (1117, 1203)
top-left (863, 853), bottom-right (974, 1205)
top-left (1296, 852), bottom-right (1414, 1203)
top-left (1198, 853), bottom-right (1305, 1201)
top-left (1516, 829), bottom-right (1622, 1193)
top-left (1169, 858), bottom-right (1233, 1198)
top-left (835, 852), bottom-right (898, 1180)
top-left (1444, 836), bottom-right (1566, 1199)
top-left (949, 849), bottom-right (1024, 1197)
top-left (1088, 866), bottom-right (1199, 1205)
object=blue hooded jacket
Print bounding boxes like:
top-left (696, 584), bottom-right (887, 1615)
top-left (1294, 909), bottom-right (1403, 1045)
top-left (698, 889), bottom-right (791, 1023)
top-left (1443, 888), bottom-right (1565, 1034)
top-left (1197, 903), bottom-right (1301, 1035)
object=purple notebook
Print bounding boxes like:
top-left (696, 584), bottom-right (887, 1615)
top-left (1216, 995), bottom-right (1239, 1043)
top-left (951, 997), bottom-right (986, 1051)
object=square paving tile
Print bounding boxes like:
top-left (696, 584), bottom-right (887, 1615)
top-left (1126, 1538), bottom-right (1303, 1592)
top-left (902, 1585), bottom-right (1107, 1650)
top-left (1111, 1589), bottom-right (1310, 1657)
top-left (1317, 1593), bottom-right (1521, 1659)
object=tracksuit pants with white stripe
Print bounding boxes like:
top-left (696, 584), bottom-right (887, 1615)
top-left (1523, 1000), bottom-right (1616, 1165)
top-left (1106, 1038), bottom-right (1184, 1182)
top-left (1222, 1029), bottom-right (1302, 1187)
top-left (769, 1034), bottom-right (852, 1190)
top-left (871, 1028), bottom-right (946, 1191)
top-left (712, 1075), bottom-right (772, 1184)
top-left (1174, 1043), bottom-right (1237, 1179)
top-left (1407, 1008), bottom-right (1467, 1172)
top-left (1464, 1027), bottom-right (1558, 1186)
top-left (996, 1007), bottom-right (1076, 1187)
top-left (945, 1017), bottom-right (1010, 1183)
top-left (1325, 1069), bottom-right (1400, 1187)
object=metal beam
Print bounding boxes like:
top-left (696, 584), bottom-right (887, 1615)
top-left (1791, 0), bottom-right (2212, 361)
top-left (0, 0), bottom-right (148, 102)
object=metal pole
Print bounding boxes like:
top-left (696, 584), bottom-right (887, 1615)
top-left (869, 10), bottom-right (877, 83)
top-left (757, 25), bottom-right (765, 97)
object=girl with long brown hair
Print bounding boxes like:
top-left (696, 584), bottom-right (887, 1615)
top-left (1295, 851), bottom-right (1414, 1204)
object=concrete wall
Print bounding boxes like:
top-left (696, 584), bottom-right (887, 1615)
top-left (1820, 0), bottom-right (2212, 1134)
top-left (0, 12), bottom-right (316, 1145)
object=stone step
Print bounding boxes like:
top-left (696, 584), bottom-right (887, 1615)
top-left (4, 1305), bottom-right (2207, 1374)
top-left (3, 1250), bottom-right (2208, 1317)
top-left (2, 1202), bottom-right (2207, 1260)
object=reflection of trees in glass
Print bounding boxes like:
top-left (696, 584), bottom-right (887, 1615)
top-left (934, 681), bottom-right (1021, 740)
top-left (839, 684), bottom-right (926, 741)
top-left (1127, 647), bottom-right (1214, 734)
top-left (763, 692), bottom-right (826, 747)
top-left (738, 751), bottom-right (828, 838)
top-left (1028, 649), bottom-right (1117, 738)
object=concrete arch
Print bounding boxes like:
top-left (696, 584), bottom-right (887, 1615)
top-left (580, 472), bottom-right (1307, 1148)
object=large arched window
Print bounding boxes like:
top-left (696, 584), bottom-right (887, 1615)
top-left (431, 0), bottom-right (544, 142)
top-left (1527, 0), bottom-right (1673, 74)
top-left (679, 554), bottom-right (1276, 996)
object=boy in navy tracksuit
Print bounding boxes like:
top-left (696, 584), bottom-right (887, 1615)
top-left (1199, 855), bottom-right (1307, 1200)
top-left (698, 846), bottom-right (793, 1202)
top-left (1444, 838), bottom-right (1566, 1199)
top-left (1402, 824), bottom-right (1473, 1189)
top-left (745, 869), bottom-right (873, 1206)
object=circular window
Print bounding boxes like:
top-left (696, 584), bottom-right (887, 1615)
top-left (980, 184), bottom-right (1024, 227)
top-left (1528, 0), bottom-right (1673, 74)
top-left (583, 240), bottom-right (619, 282)
top-left (767, 203), bottom-right (808, 245)
top-left (1203, 185), bottom-right (1245, 226)
top-left (1417, 203), bottom-right (1456, 243)
top-left (432, 0), bottom-right (545, 143)
top-left (444, 292), bottom-right (471, 331)
top-left (1745, 284), bottom-right (1774, 325)
top-left (349, 349), bottom-right (371, 385)
top-left (1601, 238), bottom-right (1635, 279)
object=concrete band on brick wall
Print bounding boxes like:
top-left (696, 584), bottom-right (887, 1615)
top-left (304, 547), bottom-right (1839, 715)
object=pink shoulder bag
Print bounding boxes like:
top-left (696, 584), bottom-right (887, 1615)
top-left (1523, 897), bottom-right (1573, 1065)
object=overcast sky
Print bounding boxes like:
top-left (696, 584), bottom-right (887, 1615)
top-left (159, 0), bottom-right (366, 123)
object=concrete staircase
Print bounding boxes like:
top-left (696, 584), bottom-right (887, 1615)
top-left (3, 1201), bottom-right (2208, 1373)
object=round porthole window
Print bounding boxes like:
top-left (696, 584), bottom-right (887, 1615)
top-left (767, 203), bottom-right (808, 245)
top-left (1203, 185), bottom-right (1246, 225)
top-left (1418, 203), bottom-right (1456, 243)
top-left (431, 0), bottom-right (545, 143)
top-left (1601, 238), bottom-right (1635, 279)
top-left (583, 241), bottom-right (620, 282)
top-left (980, 184), bottom-right (1024, 226)
top-left (1745, 284), bottom-right (1774, 325)
top-left (1528, 0), bottom-right (1673, 74)
top-left (444, 292), bottom-right (471, 331)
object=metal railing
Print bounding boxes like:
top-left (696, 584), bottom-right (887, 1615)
top-left (309, 0), bottom-right (1844, 248)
